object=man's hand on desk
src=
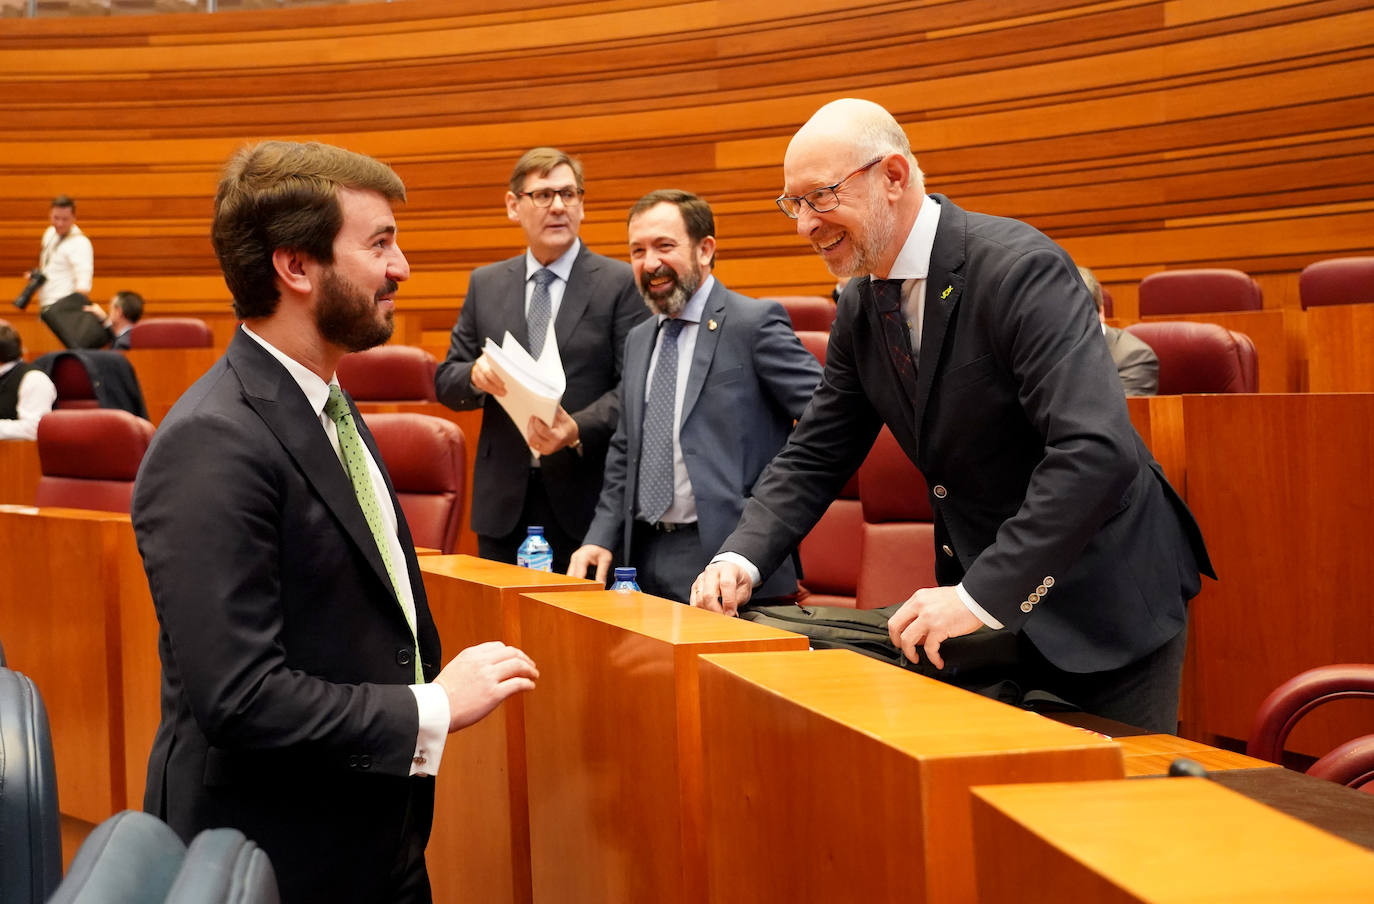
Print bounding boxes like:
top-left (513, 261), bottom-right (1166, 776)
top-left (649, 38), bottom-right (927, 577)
top-left (886, 586), bottom-right (983, 671)
top-left (434, 641), bottom-right (538, 732)
top-left (567, 544), bottom-right (612, 584)
top-left (690, 561), bottom-right (753, 616)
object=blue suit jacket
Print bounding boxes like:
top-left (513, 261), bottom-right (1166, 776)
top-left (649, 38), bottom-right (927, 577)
top-left (583, 279), bottom-right (821, 599)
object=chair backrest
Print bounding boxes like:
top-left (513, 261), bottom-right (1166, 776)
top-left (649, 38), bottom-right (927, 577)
top-left (336, 345), bottom-right (437, 402)
top-left (1306, 734), bottom-right (1374, 795)
top-left (1299, 256), bottom-right (1374, 309)
top-left (767, 296), bottom-right (837, 332)
top-left (0, 668), bottom-right (62, 904)
top-left (35, 409), bottom-right (157, 514)
top-left (164, 827), bottom-right (279, 903)
top-left (1124, 321), bottom-right (1258, 393)
top-left (855, 427), bottom-right (937, 609)
top-left (1138, 268), bottom-right (1263, 316)
top-left (364, 412), bottom-right (466, 553)
top-left (1248, 664), bottom-right (1374, 762)
top-left (796, 471), bottom-right (863, 608)
top-left (125, 319), bottom-right (214, 349)
top-left (50, 355), bottom-right (99, 409)
top-left (796, 330), bottom-right (829, 365)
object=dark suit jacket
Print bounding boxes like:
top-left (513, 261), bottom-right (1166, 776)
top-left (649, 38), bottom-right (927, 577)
top-left (434, 244), bottom-right (645, 541)
top-left (132, 329), bottom-right (441, 903)
top-left (110, 326), bottom-right (133, 351)
top-left (723, 196), bottom-right (1212, 673)
top-left (1105, 324), bottom-right (1159, 396)
top-left (583, 281), bottom-right (821, 599)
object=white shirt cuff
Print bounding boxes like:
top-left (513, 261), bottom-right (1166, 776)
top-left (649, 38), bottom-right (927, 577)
top-left (955, 582), bottom-right (1005, 630)
top-left (711, 551), bottom-right (761, 588)
top-left (408, 682), bottom-right (450, 776)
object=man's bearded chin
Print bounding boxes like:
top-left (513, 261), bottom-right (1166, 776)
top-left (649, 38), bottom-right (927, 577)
top-left (639, 265), bottom-right (697, 317)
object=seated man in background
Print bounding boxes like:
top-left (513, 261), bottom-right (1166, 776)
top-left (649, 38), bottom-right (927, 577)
top-left (84, 290), bottom-right (145, 350)
top-left (0, 320), bottom-right (56, 441)
top-left (1078, 266), bottom-right (1158, 396)
top-left (567, 190), bottom-right (822, 602)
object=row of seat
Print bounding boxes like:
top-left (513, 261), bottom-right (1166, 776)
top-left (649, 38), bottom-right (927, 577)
top-left (1105, 257), bottom-right (1373, 318)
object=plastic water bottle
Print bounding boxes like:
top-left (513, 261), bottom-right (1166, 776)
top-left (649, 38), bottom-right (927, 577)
top-left (610, 567), bottom-right (640, 592)
top-left (516, 526), bottom-right (553, 572)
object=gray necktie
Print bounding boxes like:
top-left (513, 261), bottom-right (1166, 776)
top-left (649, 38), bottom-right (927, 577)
top-left (637, 318), bottom-right (687, 523)
top-left (527, 268), bottom-right (556, 358)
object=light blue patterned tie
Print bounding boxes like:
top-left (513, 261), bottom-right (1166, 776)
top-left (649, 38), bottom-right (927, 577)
top-left (637, 318), bottom-right (686, 523)
top-left (526, 268), bottom-right (556, 358)
top-left (324, 384), bottom-right (422, 682)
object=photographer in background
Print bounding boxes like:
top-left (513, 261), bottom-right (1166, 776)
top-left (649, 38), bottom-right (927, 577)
top-left (84, 290), bottom-right (144, 350)
top-left (33, 195), bottom-right (94, 311)
top-left (0, 320), bottom-right (56, 441)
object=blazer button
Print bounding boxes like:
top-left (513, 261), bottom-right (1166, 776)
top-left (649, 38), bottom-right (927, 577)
top-left (347, 755), bottom-right (359, 768)
top-left (941, 544), bottom-right (954, 557)
top-left (396, 649), bottom-right (412, 666)
top-left (359, 755), bottom-right (372, 769)
top-left (1027, 591), bottom-right (1040, 603)
top-left (1043, 576), bottom-right (1055, 587)
top-left (933, 485), bottom-right (948, 498)
top-left (1036, 584), bottom-right (1048, 596)
top-left (1020, 601), bottom-right (1033, 613)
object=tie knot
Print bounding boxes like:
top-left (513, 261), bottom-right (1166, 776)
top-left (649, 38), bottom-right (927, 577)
top-left (871, 278), bottom-right (904, 313)
top-left (532, 268), bottom-right (556, 289)
top-left (663, 317), bottom-right (687, 339)
top-left (324, 384), bottom-right (351, 425)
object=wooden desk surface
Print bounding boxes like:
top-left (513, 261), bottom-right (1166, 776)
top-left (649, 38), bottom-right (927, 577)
top-left (973, 778), bottom-right (1374, 902)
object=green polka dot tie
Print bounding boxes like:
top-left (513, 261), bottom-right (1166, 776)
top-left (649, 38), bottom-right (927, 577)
top-left (325, 384), bottom-right (423, 683)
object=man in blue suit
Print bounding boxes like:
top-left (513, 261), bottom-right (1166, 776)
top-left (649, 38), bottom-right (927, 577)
top-left (567, 190), bottom-right (822, 602)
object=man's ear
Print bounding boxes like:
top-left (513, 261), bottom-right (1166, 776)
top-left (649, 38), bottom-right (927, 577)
top-left (880, 153), bottom-right (911, 200)
top-left (505, 191), bottom-right (521, 222)
top-left (271, 247), bottom-right (313, 295)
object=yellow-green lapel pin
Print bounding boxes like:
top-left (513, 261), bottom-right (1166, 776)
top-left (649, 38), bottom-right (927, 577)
top-left (940, 285), bottom-right (953, 300)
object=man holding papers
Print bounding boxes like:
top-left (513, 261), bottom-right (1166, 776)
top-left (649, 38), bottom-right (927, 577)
top-left (567, 190), bottom-right (821, 602)
top-left (435, 147), bottom-right (645, 572)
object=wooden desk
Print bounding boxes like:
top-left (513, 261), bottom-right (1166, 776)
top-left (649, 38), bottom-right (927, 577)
top-left (123, 348), bottom-right (217, 425)
top-left (1139, 309), bottom-right (1303, 393)
top-left (1305, 303), bottom-right (1374, 392)
top-left (972, 778), bottom-right (1374, 902)
top-left (0, 506), bottom-right (160, 822)
top-left (1182, 393), bottom-right (1374, 756)
top-left (698, 650), bottom-right (1123, 904)
top-left (1126, 395), bottom-right (1186, 494)
top-left (0, 439), bottom-right (41, 505)
top-left (518, 590), bottom-right (807, 904)
top-left (419, 556), bottom-right (595, 904)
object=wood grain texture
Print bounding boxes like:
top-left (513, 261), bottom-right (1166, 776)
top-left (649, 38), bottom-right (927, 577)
top-left (1306, 304), bottom-right (1374, 392)
top-left (0, 440), bottom-right (42, 505)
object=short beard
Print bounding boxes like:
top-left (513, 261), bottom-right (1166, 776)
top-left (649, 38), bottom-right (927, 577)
top-left (818, 183), bottom-right (898, 279)
top-left (315, 268), bottom-right (395, 353)
top-left (638, 262), bottom-right (702, 318)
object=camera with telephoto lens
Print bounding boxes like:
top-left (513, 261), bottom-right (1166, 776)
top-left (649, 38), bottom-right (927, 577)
top-left (13, 269), bottom-right (46, 310)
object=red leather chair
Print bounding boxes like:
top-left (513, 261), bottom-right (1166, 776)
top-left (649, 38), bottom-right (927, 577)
top-left (1138, 268), bottom-right (1262, 316)
top-left (49, 355), bottom-right (99, 409)
top-left (1124, 321), bottom-right (1258, 393)
top-left (1247, 664), bottom-right (1374, 794)
top-left (797, 471), bottom-right (863, 608)
top-left (796, 330), bottom-right (829, 365)
top-left (337, 345), bottom-right (437, 403)
top-left (364, 413), bottom-right (465, 554)
top-left (34, 409), bottom-right (156, 513)
top-left (125, 318), bottom-right (214, 349)
top-left (856, 427), bottom-right (937, 610)
top-left (1299, 256), bottom-right (1374, 309)
top-left (767, 296), bottom-right (837, 332)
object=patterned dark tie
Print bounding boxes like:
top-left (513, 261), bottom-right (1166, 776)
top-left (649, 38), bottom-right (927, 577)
top-left (526, 268), bottom-right (556, 358)
top-left (637, 318), bottom-right (687, 523)
top-left (871, 277), bottom-right (918, 406)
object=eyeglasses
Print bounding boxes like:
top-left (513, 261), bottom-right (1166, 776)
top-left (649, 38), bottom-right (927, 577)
top-left (515, 187), bottom-right (585, 208)
top-left (775, 158), bottom-right (883, 219)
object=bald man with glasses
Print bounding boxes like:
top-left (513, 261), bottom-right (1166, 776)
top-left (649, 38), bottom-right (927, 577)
top-left (435, 147), bottom-right (646, 571)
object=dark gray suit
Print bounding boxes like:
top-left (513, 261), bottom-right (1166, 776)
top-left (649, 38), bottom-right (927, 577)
top-left (583, 280), bottom-right (821, 600)
top-left (1105, 324), bottom-right (1159, 396)
top-left (133, 329), bottom-right (441, 902)
top-left (434, 244), bottom-right (645, 566)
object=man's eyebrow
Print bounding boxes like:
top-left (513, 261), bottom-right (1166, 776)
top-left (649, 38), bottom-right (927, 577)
top-left (369, 224), bottom-right (397, 239)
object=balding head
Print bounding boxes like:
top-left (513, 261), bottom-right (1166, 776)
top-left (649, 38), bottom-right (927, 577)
top-left (780, 99), bottom-right (926, 279)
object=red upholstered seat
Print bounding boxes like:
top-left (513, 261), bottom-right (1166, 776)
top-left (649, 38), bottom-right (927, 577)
top-left (35, 409), bottom-right (156, 513)
top-left (797, 472), bottom-right (863, 608)
top-left (796, 330), bottom-right (829, 365)
top-left (125, 318), bottom-right (214, 349)
top-left (767, 296), bottom-right (837, 332)
top-left (1124, 321), bottom-right (1258, 393)
top-left (856, 427), bottom-right (935, 609)
top-left (1138, 268), bottom-right (1262, 316)
top-left (1299, 256), bottom-right (1374, 309)
top-left (337, 345), bottom-right (437, 403)
top-left (1248, 664), bottom-right (1374, 793)
top-left (364, 413), bottom-right (465, 554)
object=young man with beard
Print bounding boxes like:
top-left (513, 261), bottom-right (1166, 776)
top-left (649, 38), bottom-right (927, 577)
top-left (435, 147), bottom-right (645, 573)
top-left (131, 141), bottom-right (537, 903)
top-left (566, 190), bottom-right (821, 602)
top-left (690, 99), bottom-right (1211, 733)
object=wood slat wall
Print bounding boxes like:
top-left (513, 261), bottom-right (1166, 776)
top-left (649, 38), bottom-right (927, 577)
top-left (0, 0), bottom-right (1369, 335)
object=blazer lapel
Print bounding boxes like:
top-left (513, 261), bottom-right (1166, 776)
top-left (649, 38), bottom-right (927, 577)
top-left (500, 257), bottom-right (531, 350)
top-left (227, 333), bottom-right (399, 606)
top-left (553, 244), bottom-right (595, 349)
top-left (911, 197), bottom-right (967, 463)
top-left (680, 280), bottom-right (726, 424)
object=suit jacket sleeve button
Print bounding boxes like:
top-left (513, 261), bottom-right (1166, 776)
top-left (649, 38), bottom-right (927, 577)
top-left (1020, 601), bottom-right (1033, 613)
top-left (359, 755), bottom-right (372, 769)
top-left (396, 649), bottom-right (412, 666)
top-left (1043, 576), bottom-right (1055, 587)
top-left (347, 755), bottom-right (359, 768)
top-left (933, 485), bottom-right (948, 498)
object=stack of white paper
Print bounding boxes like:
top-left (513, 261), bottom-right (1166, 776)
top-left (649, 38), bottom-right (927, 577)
top-left (481, 331), bottom-right (566, 431)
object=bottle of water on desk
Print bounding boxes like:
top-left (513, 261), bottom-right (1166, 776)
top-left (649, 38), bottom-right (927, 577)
top-left (516, 526), bottom-right (553, 572)
top-left (610, 567), bottom-right (640, 592)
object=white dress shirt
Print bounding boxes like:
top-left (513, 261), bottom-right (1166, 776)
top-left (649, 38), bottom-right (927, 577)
top-left (242, 326), bottom-right (450, 776)
top-left (0, 363), bottom-right (57, 441)
top-left (38, 224), bottom-right (94, 309)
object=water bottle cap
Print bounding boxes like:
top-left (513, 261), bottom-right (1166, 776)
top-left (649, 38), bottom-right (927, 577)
top-left (526, 526), bottom-right (544, 535)
top-left (613, 567), bottom-right (636, 581)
